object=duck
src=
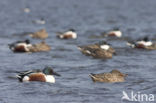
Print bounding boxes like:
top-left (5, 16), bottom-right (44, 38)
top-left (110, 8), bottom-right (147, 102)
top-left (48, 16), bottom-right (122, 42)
top-left (23, 7), bottom-right (30, 13)
top-left (29, 29), bottom-right (48, 39)
top-left (9, 40), bottom-right (51, 53)
top-left (29, 41), bottom-right (51, 52)
top-left (78, 41), bottom-right (116, 59)
top-left (101, 28), bottom-right (122, 38)
top-left (56, 29), bottom-right (77, 39)
top-left (127, 36), bottom-right (156, 50)
top-left (89, 69), bottom-right (127, 83)
top-left (16, 66), bottom-right (61, 83)
top-left (8, 39), bottom-right (32, 52)
top-left (32, 18), bottom-right (46, 24)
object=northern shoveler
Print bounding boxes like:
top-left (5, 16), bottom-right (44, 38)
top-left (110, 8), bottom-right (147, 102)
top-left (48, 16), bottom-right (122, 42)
top-left (78, 41), bottom-right (116, 59)
top-left (29, 29), bottom-right (48, 39)
top-left (16, 66), bottom-right (61, 83)
top-left (29, 41), bottom-right (51, 52)
top-left (89, 69), bottom-right (127, 83)
top-left (32, 18), bottom-right (46, 24)
top-left (102, 28), bottom-right (122, 38)
top-left (8, 39), bottom-right (32, 52)
top-left (23, 7), bottom-right (30, 13)
top-left (9, 40), bottom-right (51, 53)
top-left (56, 29), bottom-right (77, 39)
top-left (127, 37), bottom-right (156, 50)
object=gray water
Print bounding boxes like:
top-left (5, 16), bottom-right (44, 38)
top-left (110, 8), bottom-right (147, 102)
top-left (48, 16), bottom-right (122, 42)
top-left (0, 0), bottom-right (156, 103)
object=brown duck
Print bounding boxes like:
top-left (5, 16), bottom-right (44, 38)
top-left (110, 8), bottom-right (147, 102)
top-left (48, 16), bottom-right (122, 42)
top-left (78, 41), bottom-right (116, 59)
top-left (29, 29), bottom-right (48, 39)
top-left (89, 70), bottom-right (127, 83)
top-left (29, 41), bottom-right (51, 52)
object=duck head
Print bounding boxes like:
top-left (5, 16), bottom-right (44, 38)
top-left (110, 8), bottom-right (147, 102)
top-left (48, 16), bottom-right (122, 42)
top-left (43, 67), bottom-right (61, 76)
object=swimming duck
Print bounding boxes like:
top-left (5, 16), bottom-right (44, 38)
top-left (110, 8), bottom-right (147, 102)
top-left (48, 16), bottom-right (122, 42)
top-left (32, 18), bottom-right (46, 24)
top-left (78, 41), bottom-right (116, 59)
top-left (89, 69), bottom-right (127, 83)
top-left (9, 40), bottom-right (51, 53)
top-left (8, 39), bottom-right (32, 52)
top-left (102, 28), bottom-right (122, 38)
top-left (29, 29), bottom-right (48, 39)
top-left (16, 66), bottom-right (61, 83)
top-left (127, 37), bottom-right (156, 50)
top-left (56, 29), bottom-right (77, 39)
top-left (23, 7), bottom-right (30, 13)
top-left (29, 41), bottom-right (51, 52)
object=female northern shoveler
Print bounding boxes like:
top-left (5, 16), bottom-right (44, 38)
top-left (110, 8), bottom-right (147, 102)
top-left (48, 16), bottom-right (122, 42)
top-left (102, 28), bottom-right (122, 38)
top-left (16, 67), bottom-right (61, 83)
top-left (9, 40), bottom-right (51, 53)
top-left (89, 69), bottom-right (127, 83)
top-left (29, 29), bottom-right (48, 39)
top-left (29, 41), bottom-right (51, 52)
top-left (127, 37), bottom-right (156, 50)
top-left (78, 41), bottom-right (116, 59)
top-left (56, 29), bottom-right (77, 39)
top-left (8, 39), bottom-right (32, 52)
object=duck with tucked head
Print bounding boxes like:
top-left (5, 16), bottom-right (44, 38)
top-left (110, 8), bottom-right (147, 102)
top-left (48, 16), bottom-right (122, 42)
top-left (127, 36), bottom-right (156, 50)
top-left (8, 39), bottom-right (32, 52)
top-left (29, 29), bottom-right (48, 39)
top-left (16, 66), bottom-right (61, 83)
top-left (32, 18), bottom-right (46, 25)
top-left (78, 41), bottom-right (116, 59)
top-left (56, 29), bottom-right (77, 39)
top-left (29, 41), bottom-right (51, 52)
top-left (9, 40), bottom-right (51, 53)
top-left (102, 28), bottom-right (122, 38)
top-left (89, 69), bottom-right (127, 83)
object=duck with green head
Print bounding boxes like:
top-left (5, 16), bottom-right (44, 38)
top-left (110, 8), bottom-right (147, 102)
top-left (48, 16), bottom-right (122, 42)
top-left (16, 66), bottom-right (61, 83)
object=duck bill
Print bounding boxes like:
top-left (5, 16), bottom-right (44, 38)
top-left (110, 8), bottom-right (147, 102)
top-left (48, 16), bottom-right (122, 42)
top-left (53, 72), bottom-right (61, 76)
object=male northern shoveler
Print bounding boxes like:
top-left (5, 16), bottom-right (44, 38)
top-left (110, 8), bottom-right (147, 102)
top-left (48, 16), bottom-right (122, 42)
top-left (29, 29), bottom-right (48, 39)
top-left (56, 29), bottom-right (77, 39)
top-left (29, 41), bottom-right (51, 52)
top-left (8, 39), bottom-right (32, 52)
top-left (9, 40), bottom-right (51, 53)
top-left (32, 18), bottom-right (46, 24)
top-left (127, 37), bottom-right (156, 50)
top-left (102, 28), bottom-right (122, 38)
top-left (78, 41), bottom-right (116, 59)
top-left (16, 66), bottom-right (61, 83)
top-left (89, 69), bottom-right (127, 83)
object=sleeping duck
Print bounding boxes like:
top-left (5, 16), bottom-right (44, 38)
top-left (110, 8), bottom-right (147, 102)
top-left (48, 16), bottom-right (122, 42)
top-left (56, 29), bottom-right (77, 39)
top-left (89, 69), bottom-right (127, 83)
top-left (78, 41), bottom-right (116, 59)
top-left (127, 36), bottom-right (156, 50)
top-left (9, 40), bottom-right (51, 53)
top-left (101, 28), bottom-right (122, 38)
top-left (29, 29), bottom-right (48, 39)
top-left (29, 41), bottom-right (51, 52)
top-left (8, 39), bottom-right (32, 52)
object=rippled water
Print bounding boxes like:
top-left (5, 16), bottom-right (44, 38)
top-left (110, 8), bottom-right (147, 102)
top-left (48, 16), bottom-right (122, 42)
top-left (0, 0), bottom-right (156, 103)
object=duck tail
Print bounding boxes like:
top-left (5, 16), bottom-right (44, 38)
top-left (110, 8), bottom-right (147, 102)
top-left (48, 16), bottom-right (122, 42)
top-left (101, 31), bottom-right (108, 37)
top-left (77, 46), bottom-right (84, 51)
top-left (16, 75), bottom-right (23, 82)
top-left (56, 32), bottom-right (64, 39)
top-left (126, 41), bottom-right (135, 48)
top-left (89, 73), bottom-right (96, 82)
